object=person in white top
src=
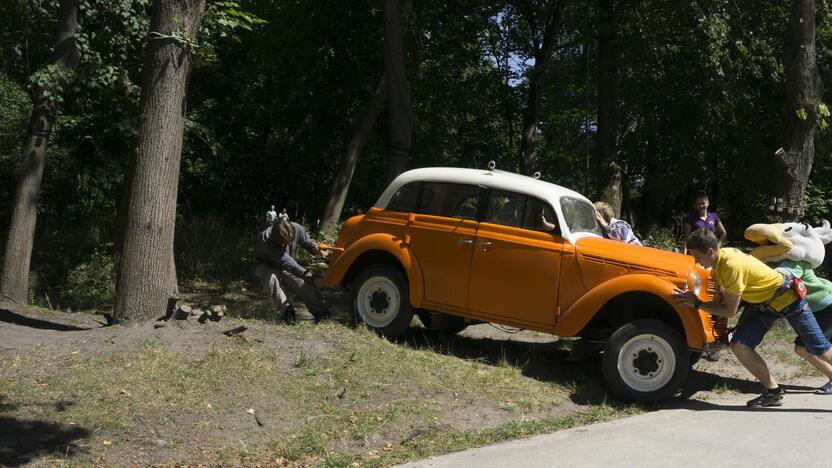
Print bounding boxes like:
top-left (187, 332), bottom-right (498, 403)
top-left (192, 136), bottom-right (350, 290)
top-left (266, 205), bottom-right (278, 226)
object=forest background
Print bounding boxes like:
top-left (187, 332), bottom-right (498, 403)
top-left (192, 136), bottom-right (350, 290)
top-left (3, 0), bottom-right (832, 314)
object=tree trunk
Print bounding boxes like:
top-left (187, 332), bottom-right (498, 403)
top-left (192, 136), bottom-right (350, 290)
top-left (0, 0), bottom-right (80, 304)
top-left (771, 0), bottom-right (823, 222)
top-left (517, 3), bottom-right (562, 175)
top-left (518, 73), bottom-right (540, 175)
top-left (384, 0), bottom-right (414, 184)
top-left (114, 0), bottom-right (206, 322)
top-left (320, 75), bottom-right (387, 236)
top-left (593, 0), bottom-right (622, 214)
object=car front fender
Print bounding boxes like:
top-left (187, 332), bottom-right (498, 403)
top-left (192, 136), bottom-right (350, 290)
top-left (322, 232), bottom-right (425, 308)
top-left (553, 274), bottom-right (706, 349)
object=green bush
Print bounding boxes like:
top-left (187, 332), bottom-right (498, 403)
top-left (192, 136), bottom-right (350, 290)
top-left (641, 226), bottom-right (683, 253)
top-left (64, 244), bottom-right (117, 311)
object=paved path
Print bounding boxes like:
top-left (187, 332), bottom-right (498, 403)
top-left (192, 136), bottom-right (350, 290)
top-left (401, 391), bottom-right (832, 468)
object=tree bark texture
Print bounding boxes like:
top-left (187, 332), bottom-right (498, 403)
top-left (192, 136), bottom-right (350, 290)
top-left (593, 0), bottom-right (622, 214)
top-left (114, 0), bottom-right (205, 322)
top-left (384, 0), bottom-right (414, 184)
top-left (772, 0), bottom-right (823, 222)
top-left (517, 1), bottom-right (562, 175)
top-left (320, 75), bottom-right (388, 236)
top-left (1, 0), bottom-right (80, 304)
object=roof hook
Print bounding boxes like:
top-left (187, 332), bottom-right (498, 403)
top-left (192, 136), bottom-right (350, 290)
top-left (487, 160), bottom-right (496, 171)
top-left (533, 171), bottom-right (541, 180)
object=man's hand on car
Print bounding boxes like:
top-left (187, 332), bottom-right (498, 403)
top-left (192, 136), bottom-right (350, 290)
top-left (671, 287), bottom-right (697, 309)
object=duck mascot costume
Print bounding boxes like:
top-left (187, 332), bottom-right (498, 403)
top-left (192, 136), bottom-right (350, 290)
top-left (744, 220), bottom-right (832, 393)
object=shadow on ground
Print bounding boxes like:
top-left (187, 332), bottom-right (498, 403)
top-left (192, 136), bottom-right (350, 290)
top-left (395, 327), bottom-right (618, 406)
top-left (391, 326), bottom-right (809, 413)
top-left (0, 396), bottom-right (91, 466)
top-left (0, 307), bottom-right (95, 331)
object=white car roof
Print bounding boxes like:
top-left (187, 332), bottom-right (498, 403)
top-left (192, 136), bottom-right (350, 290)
top-left (374, 167), bottom-right (592, 209)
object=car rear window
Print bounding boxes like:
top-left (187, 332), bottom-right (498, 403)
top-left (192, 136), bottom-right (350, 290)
top-left (560, 197), bottom-right (602, 235)
top-left (386, 182), bottom-right (420, 212)
top-left (419, 182), bottom-right (480, 220)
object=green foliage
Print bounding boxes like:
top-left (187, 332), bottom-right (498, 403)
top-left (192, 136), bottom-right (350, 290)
top-left (196, 0), bottom-right (267, 61)
top-left (29, 63), bottom-right (77, 103)
top-left (64, 243), bottom-right (117, 311)
top-left (0, 72), bottom-right (28, 157)
top-left (640, 226), bottom-right (682, 253)
top-left (175, 216), bottom-right (255, 285)
top-left (5, 0), bottom-right (832, 304)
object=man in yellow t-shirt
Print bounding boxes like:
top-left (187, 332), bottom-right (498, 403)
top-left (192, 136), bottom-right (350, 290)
top-left (672, 229), bottom-right (832, 407)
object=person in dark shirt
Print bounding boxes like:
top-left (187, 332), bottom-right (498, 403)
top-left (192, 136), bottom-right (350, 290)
top-left (683, 190), bottom-right (727, 246)
top-left (254, 221), bottom-right (328, 322)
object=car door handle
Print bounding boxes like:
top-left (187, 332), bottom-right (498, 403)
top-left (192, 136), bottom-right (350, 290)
top-left (459, 238), bottom-right (474, 245)
top-left (477, 241), bottom-right (492, 246)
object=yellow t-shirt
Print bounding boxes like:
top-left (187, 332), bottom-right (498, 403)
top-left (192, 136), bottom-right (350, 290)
top-left (713, 248), bottom-right (783, 304)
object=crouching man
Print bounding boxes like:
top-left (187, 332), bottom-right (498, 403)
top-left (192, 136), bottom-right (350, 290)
top-left (255, 219), bottom-right (329, 323)
top-left (671, 229), bottom-right (832, 407)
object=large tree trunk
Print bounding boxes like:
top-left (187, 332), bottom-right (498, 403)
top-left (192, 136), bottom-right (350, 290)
top-left (518, 73), bottom-right (541, 175)
top-left (0, 0), bottom-right (80, 304)
top-left (114, 0), bottom-right (205, 322)
top-left (384, 0), bottom-right (414, 184)
top-left (320, 75), bottom-right (387, 236)
top-left (593, 0), bottom-right (622, 214)
top-left (517, 2), bottom-right (562, 175)
top-left (771, 0), bottom-right (823, 222)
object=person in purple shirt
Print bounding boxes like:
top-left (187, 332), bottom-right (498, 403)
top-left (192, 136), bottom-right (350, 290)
top-left (683, 190), bottom-right (727, 246)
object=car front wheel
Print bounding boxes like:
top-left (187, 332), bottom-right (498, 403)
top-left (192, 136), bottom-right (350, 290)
top-left (352, 265), bottom-right (414, 338)
top-left (602, 319), bottom-right (688, 401)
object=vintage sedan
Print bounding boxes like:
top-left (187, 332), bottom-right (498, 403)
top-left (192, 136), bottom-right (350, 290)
top-left (321, 166), bottom-right (726, 400)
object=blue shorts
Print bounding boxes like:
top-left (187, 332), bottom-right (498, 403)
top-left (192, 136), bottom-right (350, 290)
top-left (795, 304), bottom-right (832, 348)
top-left (732, 300), bottom-right (832, 355)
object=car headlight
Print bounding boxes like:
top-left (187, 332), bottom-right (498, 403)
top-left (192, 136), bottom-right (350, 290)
top-left (689, 271), bottom-right (702, 296)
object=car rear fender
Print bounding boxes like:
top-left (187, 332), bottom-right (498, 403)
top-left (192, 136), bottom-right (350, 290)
top-left (554, 274), bottom-right (706, 349)
top-left (321, 232), bottom-right (425, 308)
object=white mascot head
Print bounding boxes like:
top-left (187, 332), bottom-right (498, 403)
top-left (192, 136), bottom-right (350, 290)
top-left (744, 220), bottom-right (832, 269)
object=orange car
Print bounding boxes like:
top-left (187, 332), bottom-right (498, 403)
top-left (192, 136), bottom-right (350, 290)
top-left (322, 166), bottom-right (727, 401)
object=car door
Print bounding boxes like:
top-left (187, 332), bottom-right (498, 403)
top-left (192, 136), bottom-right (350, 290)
top-left (467, 192), bottom-right (563, 328)
top-left (406, 182), bottom-right (482, 313)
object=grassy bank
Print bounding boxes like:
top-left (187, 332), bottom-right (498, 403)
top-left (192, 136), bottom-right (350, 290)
top-left (1, 320), bottom-right (640, 466)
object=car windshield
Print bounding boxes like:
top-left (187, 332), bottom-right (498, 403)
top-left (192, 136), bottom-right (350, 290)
top-left (560, 197), bottom-right (603, 235)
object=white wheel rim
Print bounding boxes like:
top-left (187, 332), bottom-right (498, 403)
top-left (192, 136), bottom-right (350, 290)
top-left (616, 333), bottom-right (676, 393)
top-left (356, 276), bottom-right (401, 328)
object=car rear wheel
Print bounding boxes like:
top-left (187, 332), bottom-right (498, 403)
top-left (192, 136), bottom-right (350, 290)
top-left (602, 319), bottom-right (688, 401)
top-left (352, 265), bottom-right (414, 338)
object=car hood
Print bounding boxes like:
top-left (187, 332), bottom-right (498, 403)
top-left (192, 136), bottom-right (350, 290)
top-left (575, 236), bottom-right (695, 280)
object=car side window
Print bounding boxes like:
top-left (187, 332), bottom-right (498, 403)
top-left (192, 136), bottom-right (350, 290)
top-left (522, 197), bottom-right (558, 233)
top-left (485, 191), bottom-right (525, 227)
top-left (386, 182), bottom-right (420, 212)
top-left (419, 182), bottom-right (480, 220)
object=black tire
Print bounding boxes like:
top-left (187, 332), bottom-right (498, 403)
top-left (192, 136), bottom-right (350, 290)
top-left (689, 351), bottom-right (704, 366)
top-left (352, 265), bottom-right (414, 338)
top-left (602, 319), bottom-right (689, 402)
top-left (417, 311), bottom-right (468, 334)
